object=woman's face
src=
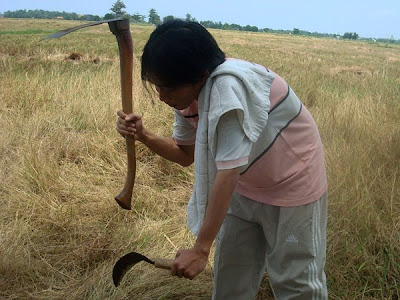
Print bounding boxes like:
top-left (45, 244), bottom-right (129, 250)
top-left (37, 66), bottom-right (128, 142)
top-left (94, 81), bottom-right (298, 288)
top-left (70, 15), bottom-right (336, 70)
top-left (152, 76), bottom-right (208, 110)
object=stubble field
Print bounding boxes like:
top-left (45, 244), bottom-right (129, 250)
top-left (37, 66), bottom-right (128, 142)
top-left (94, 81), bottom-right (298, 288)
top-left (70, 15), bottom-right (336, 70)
top-left (0, 18), bottom-right (399, 299)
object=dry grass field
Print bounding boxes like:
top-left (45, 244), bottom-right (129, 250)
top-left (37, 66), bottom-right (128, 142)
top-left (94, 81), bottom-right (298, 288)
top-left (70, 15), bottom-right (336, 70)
top-left (1, 18), bottom-right (399, 299)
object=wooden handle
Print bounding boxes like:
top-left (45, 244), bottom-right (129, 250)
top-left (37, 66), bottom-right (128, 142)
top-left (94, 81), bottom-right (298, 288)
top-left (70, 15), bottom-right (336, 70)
top-left (154, 258), bottom-right (174, 270)
top-left (109, 20), bottom-right (135, 210)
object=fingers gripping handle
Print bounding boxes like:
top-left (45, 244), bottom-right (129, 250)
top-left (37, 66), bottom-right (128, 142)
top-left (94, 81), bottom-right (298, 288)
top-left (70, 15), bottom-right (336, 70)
top-left (109, 20), bottom-right (136, 210)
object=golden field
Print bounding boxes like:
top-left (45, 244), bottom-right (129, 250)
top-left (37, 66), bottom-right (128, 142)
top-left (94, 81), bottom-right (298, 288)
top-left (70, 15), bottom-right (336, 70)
top-left (0, 18), bottom-right (399, 299)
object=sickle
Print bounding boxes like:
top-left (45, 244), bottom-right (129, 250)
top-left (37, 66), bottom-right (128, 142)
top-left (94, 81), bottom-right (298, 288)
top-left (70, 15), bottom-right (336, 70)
top-left (112, 251), bottom-right (174, 287)
top-left (44, 19), bottom-right (136, 210)
top-left (42, 18), bottom-right (124, 39)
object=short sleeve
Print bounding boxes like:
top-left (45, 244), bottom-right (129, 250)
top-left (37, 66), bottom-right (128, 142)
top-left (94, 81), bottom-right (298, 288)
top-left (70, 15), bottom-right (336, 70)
top-left (215, 110), bottom-right (252, 170)
top-left (172, 110), bottom-right (196, 145)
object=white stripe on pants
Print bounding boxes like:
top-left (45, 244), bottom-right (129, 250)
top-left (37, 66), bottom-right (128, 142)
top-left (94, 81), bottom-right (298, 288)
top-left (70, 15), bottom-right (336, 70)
top-left (212, 192), bottom-right (328, 300)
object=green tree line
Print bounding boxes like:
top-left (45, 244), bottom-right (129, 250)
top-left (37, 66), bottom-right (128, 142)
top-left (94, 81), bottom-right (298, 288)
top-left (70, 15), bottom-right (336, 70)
top-left (2, 9), bottom-right (101, 21)
top-left (343, 32), bottom-right (359, 40)
top-left (1, 0), bottom-right (399, 43)
top-left (1, 8), bottom-right (260, 33)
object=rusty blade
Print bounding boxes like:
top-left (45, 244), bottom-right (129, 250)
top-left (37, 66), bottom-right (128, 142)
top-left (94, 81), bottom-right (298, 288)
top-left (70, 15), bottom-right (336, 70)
top-left (43, 18), bottom-right (124, 39)
top-left (112, 252), bottom-right (155, 287)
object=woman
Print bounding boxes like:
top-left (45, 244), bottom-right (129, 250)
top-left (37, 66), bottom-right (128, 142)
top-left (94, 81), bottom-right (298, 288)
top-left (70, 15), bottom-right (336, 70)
top-left (116, 20), bottom-right (328, 300)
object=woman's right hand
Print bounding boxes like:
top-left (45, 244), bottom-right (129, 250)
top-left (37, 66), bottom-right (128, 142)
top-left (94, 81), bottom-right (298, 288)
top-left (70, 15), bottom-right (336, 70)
top-left (116, 110), bottom-right (145, 141)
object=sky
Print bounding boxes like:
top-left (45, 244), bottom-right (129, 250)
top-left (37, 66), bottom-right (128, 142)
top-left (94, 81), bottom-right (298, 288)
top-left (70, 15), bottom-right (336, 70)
top-left (1, 0), bottom-right (399, 39)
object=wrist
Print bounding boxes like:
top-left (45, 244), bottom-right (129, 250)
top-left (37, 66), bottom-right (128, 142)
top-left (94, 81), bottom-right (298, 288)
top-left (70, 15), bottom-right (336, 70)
top-left (193, 240), bottom-right (211, 257)
top-left (137, 128), bottom-right (149, 144)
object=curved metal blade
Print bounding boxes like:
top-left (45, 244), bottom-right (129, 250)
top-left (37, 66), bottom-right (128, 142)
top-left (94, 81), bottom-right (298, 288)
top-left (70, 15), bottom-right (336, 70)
top-left (112, 251), bottom-right (154, 287)
top-left (43, 18), bottom-right (124, 39)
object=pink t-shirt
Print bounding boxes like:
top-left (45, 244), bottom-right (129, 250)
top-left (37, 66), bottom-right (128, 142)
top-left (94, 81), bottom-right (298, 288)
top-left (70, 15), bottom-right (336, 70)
top-left (173, 69), bottom-right (327, 207)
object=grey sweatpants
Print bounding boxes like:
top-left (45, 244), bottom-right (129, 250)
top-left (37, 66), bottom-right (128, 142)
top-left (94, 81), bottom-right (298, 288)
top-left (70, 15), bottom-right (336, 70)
top-left (212, 192), bottom-right (328, 300)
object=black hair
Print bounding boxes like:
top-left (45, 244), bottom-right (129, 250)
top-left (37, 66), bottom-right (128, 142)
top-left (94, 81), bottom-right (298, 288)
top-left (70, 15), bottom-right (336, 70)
top-left (141, 20), bottom-right (226, 87)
